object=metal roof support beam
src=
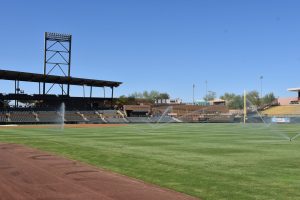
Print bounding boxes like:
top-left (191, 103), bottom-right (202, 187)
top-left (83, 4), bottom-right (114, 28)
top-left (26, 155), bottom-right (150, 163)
top-left (0, 70), bottom-right (122, 88)
top-left (90, 86), bottom-right (93, 98)
top-left (111, 86), bottom-right (114, 108)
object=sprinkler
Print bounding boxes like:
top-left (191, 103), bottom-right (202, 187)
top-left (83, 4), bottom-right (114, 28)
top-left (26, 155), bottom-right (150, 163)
top-left (290, 138), bottom-right (292, 142)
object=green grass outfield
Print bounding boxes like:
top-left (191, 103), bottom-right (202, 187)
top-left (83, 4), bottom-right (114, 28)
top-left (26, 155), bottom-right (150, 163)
top-left (1, 123), bottom-right (300, 200)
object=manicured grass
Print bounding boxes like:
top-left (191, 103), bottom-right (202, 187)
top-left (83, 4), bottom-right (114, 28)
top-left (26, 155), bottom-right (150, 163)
top-left (1, 123), bottom-right (300, 200)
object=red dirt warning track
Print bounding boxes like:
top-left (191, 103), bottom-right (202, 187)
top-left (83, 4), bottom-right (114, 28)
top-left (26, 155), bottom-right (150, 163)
top-left (0, 143), bottom-right (198, 200)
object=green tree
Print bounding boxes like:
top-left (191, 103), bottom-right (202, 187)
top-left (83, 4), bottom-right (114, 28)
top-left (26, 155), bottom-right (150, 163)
top-left (220, 93), bottom-right (243, 109)
top-left (128, 92), bottom-right (143, 99)
top-left (158, 93), bottom-right (170, 99)
top-left (230, 95), bottom-right (243, 109)
top-left (147, 90), bottom-right (160, 101)
top-left (220, 93), bottom-right (236, 102)
top-left (262, 92), bottom-right (276, 105)
top-left (246, 90), bottom-right (260, 106)
top-left (117, 95), bottom-right (128, 105)
top-left (128, 90), bottom-right (170, 102)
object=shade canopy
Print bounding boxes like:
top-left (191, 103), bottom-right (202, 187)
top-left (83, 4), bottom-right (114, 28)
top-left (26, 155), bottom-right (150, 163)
top-left (0, 69), bottom-right (122, 87)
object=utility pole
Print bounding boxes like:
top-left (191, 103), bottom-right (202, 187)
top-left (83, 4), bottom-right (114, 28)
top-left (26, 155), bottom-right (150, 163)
top-left (193, 84), bottom-right (195, 105)
top-left (205, 80), bottom-right (208, 100)
top-left (260, 76), bottom-right (263, 99)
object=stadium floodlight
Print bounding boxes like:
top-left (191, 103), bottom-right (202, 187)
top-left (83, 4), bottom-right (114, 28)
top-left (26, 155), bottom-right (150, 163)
top-left (45, 32), bottom-right (72, 42)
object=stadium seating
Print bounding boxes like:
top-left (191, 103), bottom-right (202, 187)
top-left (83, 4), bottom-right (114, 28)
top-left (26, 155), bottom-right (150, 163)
top-left (126, 116), bottom-right (178, 123)
top-left (0, 112), bottom-right (8, 123)
top-left (0, 105), bottom-right (232, 124)
top-left (98, 110), bottom-right (128, 123)
top-left (80, 111), bottom-right (104, 123)
top-left (262, 105), bottom-right (300, 116)
top-left (98, 110), bottom-right (118, 116)
top-left (150, 116), bottom-right (178, 123)
top-left (37, 111), bottom-right (61, 123)
top-left (126, 117), bottom-right (151, 123)
top-left (105, 117), bottom-right (127, 123)
top-left (9, 111), bottom-right (37, 123)
top-left (152, 105), bottom-right (229, 117)
top-left (64, 111), bottom-right (85, 122)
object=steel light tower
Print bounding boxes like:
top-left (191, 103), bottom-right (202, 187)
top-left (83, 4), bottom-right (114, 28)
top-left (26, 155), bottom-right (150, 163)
top-left (43, 32), bottom-right (72, 95)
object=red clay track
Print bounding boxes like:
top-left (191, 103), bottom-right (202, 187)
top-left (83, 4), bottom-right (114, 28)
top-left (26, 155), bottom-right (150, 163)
top-left (0, 143), bottom-right (198, 200)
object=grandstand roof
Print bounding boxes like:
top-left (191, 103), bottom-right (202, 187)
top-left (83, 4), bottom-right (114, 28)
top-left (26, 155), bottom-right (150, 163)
top-left (0, 69), bottom-right (122, 87)
top-left (288, 88), bottom-right (300, 92)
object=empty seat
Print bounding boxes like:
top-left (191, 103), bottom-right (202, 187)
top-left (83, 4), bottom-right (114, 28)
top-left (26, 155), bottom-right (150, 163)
top-left (9, 111), bottom-right (36, 123)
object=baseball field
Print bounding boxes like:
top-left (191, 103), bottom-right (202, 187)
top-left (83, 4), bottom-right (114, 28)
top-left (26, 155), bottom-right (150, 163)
top-left (0, 123), bottom-right (300, 200)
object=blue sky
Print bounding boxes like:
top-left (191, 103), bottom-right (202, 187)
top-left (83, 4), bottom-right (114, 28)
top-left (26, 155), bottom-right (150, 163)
top-left (0, 0), bottom-right (300, 102)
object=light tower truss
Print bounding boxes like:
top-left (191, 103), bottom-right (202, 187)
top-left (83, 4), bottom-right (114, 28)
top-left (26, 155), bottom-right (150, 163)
top-left (43, 32), bottom-right (72, 95)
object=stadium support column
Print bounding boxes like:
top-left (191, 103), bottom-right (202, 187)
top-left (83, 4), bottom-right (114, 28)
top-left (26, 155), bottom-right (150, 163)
top-left (67, 35), bottom-right (72, 96)
top-left (90, 86), bottom-right (93, 98)
top-left (43, 32), bottom-right (47, 95)
top-left (14, 80), bottom-right (17, 107)
top-left (111, 87), bottom-right (114, 108)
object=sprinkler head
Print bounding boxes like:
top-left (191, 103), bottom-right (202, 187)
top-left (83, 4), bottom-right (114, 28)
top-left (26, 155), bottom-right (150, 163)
top-left (290, 138), bottom-right (292, 142)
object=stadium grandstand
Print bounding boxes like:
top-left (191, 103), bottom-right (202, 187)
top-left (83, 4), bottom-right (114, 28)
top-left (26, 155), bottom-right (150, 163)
top-left (0, 32), bottom-right (124, 124)
top-left (0, 32), bottom-right (237, 124)
top-left (260, 88), bottom-right (300, 117)
top-left (243, 88), bottom-right (300, 124)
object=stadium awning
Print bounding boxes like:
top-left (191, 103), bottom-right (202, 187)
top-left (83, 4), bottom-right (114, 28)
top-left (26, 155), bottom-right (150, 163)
top-left (0, 69), bottom-right (122, 87)
top-left (287, 88), bottom-right (300, 98)
top-left (287, 88), bottom-right (300, 92)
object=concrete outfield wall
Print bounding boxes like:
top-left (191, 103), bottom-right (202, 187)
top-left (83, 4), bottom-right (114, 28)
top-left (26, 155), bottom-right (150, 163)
top-left (247, 116), bottom-right (300, 123)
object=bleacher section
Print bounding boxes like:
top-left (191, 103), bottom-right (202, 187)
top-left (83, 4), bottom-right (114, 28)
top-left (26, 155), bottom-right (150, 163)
top-left (9, 111), bottom-right (37, 123)
top-left (80, 111), bottom-right (104, 123)
top-left (105, 118), bottom-right (127, 123)
top-left (262, 105), bottom-right (300, 116)
top-left (127, 116), bottom-right (178, 123)
top-left (37, 111), bottom-right (61, 123)
top-left (152, 105), bottom-right (230, 122)
top-left (127, 117), bottom-right (151, 123)
top-left (0, 112), bottom-right (8, 123)
top-left (152, 105), bottom-right (228, 115)
top-left (64, 111), bottom-right (86, 123)
top-left (150, 116), bottom-right (178, 123)
top-left (99, 110), bottom-right (127, 123)
top-left (0, 104), bottom-right (232, 124)
top-left (99, 110), bottom-right (118, 117)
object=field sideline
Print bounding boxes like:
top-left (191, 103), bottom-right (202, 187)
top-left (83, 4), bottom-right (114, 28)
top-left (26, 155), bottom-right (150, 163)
top-left (0, 123), bottom-right (300, 200)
